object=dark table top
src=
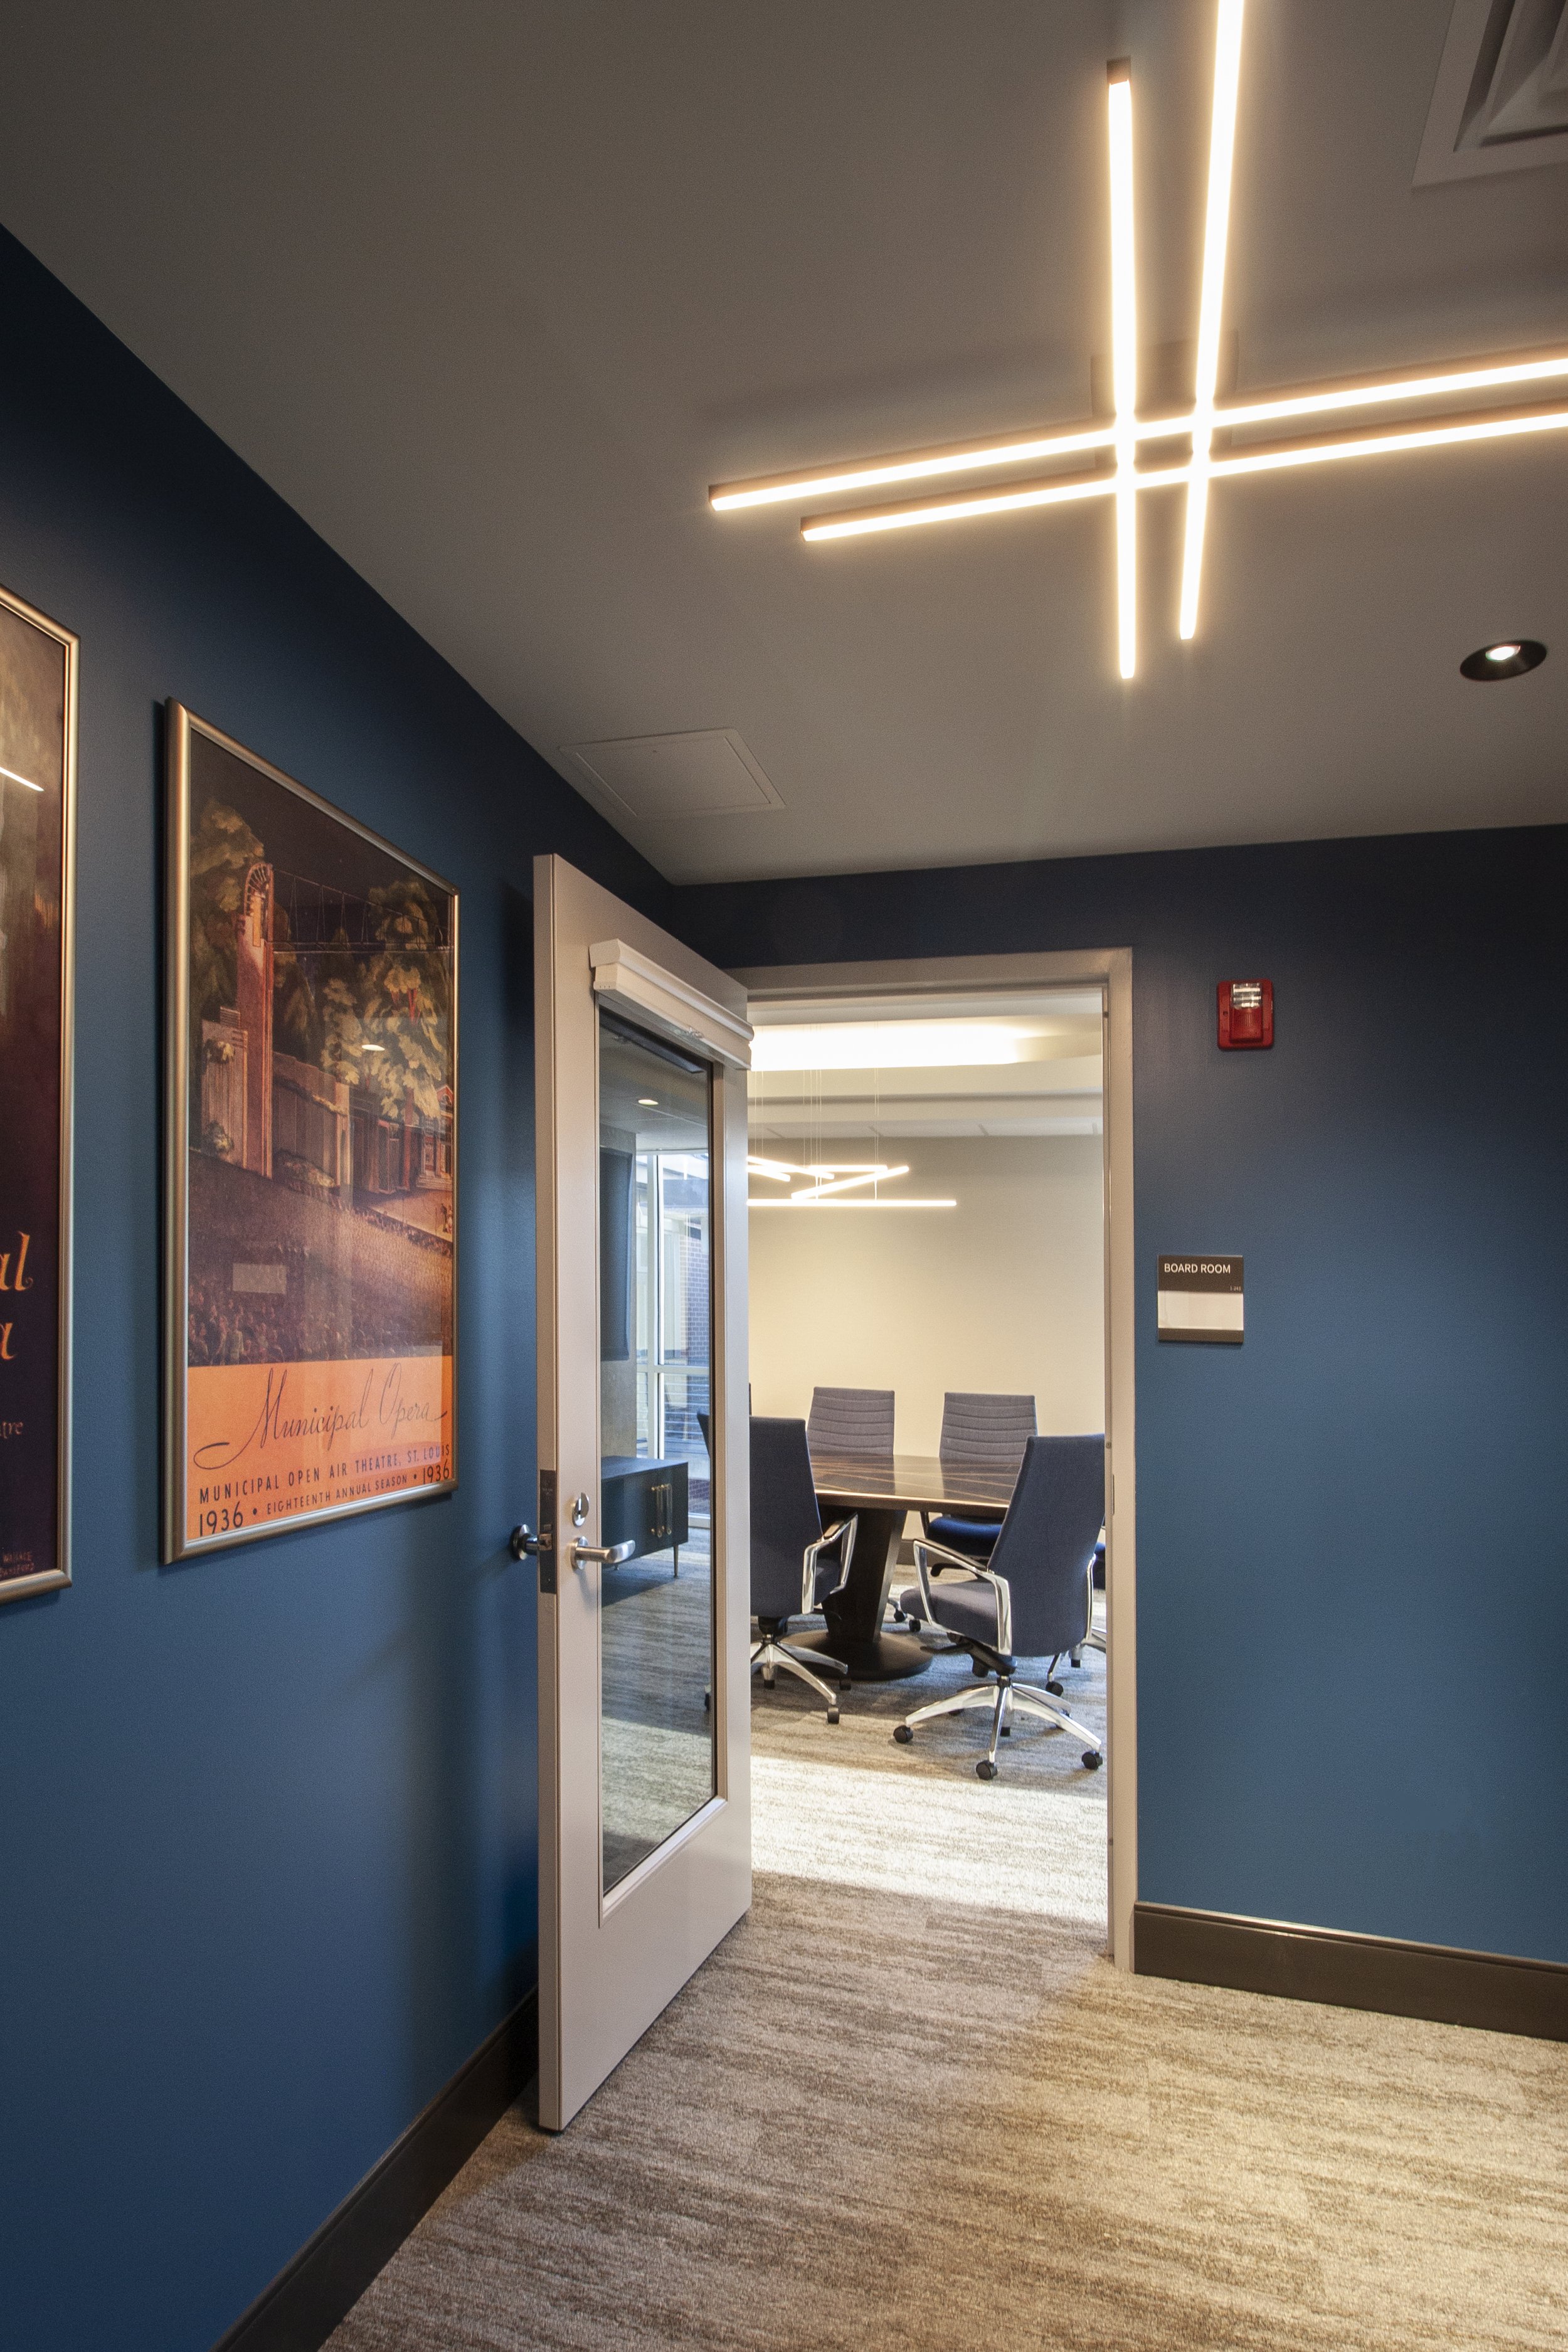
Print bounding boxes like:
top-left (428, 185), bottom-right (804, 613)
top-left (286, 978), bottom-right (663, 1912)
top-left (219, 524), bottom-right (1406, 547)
top-left (809, 1452), bottom-right (1017, 1515)
top-left (602, 1454), bottom-right (689, 1482)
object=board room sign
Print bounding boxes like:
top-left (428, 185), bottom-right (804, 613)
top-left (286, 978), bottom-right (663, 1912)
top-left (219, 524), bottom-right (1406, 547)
top-left (1157, 1255), bottom-right (1243, 1344)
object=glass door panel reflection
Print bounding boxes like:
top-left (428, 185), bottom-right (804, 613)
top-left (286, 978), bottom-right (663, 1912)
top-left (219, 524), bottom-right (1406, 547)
top-left (599, 1014), bottom-right (716, 1894)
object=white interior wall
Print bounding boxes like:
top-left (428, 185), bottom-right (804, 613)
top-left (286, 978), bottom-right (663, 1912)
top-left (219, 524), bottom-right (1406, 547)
top-left (747, 1135), bottom-right (1104, 1451)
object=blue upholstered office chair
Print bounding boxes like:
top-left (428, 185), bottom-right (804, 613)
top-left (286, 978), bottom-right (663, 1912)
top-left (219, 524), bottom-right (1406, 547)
top-left (806, 1386), bottom-right (894, 1458)
top-left (896, 1433), bottom-right (1104, 1779)
top-left (751, 1417), bottom-right (857, 1724)
top-left (922, 1390), bottom-right (1037, 1560)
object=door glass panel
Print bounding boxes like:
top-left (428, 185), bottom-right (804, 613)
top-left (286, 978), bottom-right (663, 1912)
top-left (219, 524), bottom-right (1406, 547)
top-left (598, 1013), bottom-right (716, 1894)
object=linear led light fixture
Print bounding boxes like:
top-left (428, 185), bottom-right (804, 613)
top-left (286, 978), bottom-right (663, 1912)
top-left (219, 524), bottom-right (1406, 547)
top-left (711, 0), bottom-right (1568, 672)
top-left (1214, 350), bottom-right (1568, 435)
top-left (787, 1164), bottom-right (909, 1202)
top-left (746, 1155), bottom-right (889, 1178)
top-left (800, 401), bottom-right (1568, 539)
top-left (0, 762), bottom-right (44, 792)
top-left (803, 460), bottom-right (1187, 540)
top-left (1107, 60), bottom-right (1138, 679)
top-left (711, 423), bottom-right (1118, 511)
top-left (721, 347), bottom-right (1568, 524)
top-left (1180, 0), bottom-right (1246, 640)
top-left (751, 1019), bottom-right (1032, 1067)
top-left (750, 1196), bottom-right (958, 1210)
top-left (1207, 399), bottom-right (1568, 480)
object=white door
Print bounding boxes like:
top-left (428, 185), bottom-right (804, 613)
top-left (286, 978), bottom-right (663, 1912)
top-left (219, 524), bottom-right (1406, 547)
top-left (528, 854), bottom-right (752, 2130)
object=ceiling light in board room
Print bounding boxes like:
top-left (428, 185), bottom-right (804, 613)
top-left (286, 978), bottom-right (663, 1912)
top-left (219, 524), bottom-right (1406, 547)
top-left (751, 1020), bottom-right (1030, 1071)
top-left (751, 1199), bottom-right (958, 1210)
top-left (638, 1097), bottom-right (658, 1105)
top-left (745, 1153), bottom-right (955, 1210)
top-left (1459, 640), bottom-right (1546, 680)
top-left (711, 0), bottom-right (1568, 679)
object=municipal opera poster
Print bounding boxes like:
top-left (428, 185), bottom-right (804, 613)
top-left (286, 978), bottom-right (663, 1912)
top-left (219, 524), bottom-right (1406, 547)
top-left (164, 705), bottom-right (457, 1560)
top-left (0, 586), bottom-right (76, 1601)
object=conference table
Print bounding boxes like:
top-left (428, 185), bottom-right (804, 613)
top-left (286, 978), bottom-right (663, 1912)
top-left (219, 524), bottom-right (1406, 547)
top-left (792, 1453), bottom-right (1019, 1682)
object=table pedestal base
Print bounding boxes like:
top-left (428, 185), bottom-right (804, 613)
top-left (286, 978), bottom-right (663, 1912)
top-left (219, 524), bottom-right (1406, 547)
top-left (790, 1626), bottom-right (931, 1684)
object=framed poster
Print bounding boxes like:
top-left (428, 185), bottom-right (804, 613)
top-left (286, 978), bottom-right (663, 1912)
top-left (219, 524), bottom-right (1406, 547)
top-left (164, 704), bottom-right (457, 1560)
top-left (0, 585), bottom-right (77, 1602)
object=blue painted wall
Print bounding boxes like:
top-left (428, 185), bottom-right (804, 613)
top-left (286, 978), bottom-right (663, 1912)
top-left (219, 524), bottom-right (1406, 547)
top-left (0, 228), bottom-right (671, 2352)
top-left (674, 829), bottom-right (1568, 1963)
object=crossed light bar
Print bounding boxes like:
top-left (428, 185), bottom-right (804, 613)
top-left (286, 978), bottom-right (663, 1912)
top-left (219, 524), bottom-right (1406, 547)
top-left (709, 0), bottom-right (1568, 676)
top-left (746, 1154), bottom-right (955, 1209)
top-left (1180, 0), bottom-right (1246, 640)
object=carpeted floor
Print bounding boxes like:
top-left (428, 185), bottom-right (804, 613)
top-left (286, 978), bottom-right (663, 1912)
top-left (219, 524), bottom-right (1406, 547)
top-left (328, 1624), bottom-right (1568, 2351)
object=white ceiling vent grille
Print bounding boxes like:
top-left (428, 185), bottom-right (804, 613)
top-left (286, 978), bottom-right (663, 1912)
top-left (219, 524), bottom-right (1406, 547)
top-left (561, 728), bottom-right (783, 822)
top-left (1416, 0), bottom-right (1568, 183)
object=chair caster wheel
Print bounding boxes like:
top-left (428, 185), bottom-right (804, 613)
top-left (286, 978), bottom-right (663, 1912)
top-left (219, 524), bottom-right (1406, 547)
top-left (1046, 1680), bottom-right (1064, 1697)
top-left (827, 1708), bottom-right (840, 1725)
top-left (1083, 1750), bottom-right (1103, 1771)
top-left (1000, 1724), bottom-right (1012, 1735)
top-left (840, 1677), bottom-right (852, 1690)
top-left (893, 1724), bottom-right (914, 1744)
top-left (702, 1692), bottom-right (711, 1711)
top-left (976, 1759), bottom-right (998, 1781)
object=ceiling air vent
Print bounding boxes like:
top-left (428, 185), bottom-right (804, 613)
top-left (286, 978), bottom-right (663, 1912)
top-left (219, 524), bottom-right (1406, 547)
top-left (561, 728), bottom-right (783, 822)
top-left (1416, 0), bottom-right (1568, 183)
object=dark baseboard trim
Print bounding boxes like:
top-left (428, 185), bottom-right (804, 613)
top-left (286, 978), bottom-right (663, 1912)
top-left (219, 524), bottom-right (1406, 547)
top-left (1133, 1904), bottom-right (1568, 2042)
top-left (213, 1990), bottom-right (538, 2352)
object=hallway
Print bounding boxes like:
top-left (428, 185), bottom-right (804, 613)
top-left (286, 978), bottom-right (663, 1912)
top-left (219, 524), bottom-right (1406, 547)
top-left (328, 1651), bottom-right (1568, 2351)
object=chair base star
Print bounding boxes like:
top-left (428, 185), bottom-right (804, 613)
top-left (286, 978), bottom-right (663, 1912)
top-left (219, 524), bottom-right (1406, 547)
top-left (751, 1623), bottom-right (847, 1725)
top-left (894, 1663), bottom-right (1101, 1781)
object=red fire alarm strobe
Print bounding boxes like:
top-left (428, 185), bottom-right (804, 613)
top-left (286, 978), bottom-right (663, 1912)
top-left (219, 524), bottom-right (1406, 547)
top-left (1218, 978), bottom-right (1273, 1049)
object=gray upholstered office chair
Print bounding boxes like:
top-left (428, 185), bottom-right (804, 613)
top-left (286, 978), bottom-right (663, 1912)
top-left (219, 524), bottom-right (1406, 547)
top-left (923, 1391), bottom-right (1037, 1559)
top-left (895, 1433), bottom-right (1104, 1780)
top-left (806, 1385), bottom-right (894, 1458)
top-left (750, 1417), bottom-right (857, 1724)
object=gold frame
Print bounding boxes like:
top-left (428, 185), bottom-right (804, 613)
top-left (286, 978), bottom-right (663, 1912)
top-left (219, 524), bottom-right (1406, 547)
top-left (162, 701), bottom-right (459, 1562)
top-left (0, 583), bottom-right (77, 1603)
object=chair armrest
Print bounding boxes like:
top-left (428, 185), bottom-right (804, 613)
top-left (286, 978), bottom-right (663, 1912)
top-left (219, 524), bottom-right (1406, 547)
top-left (911, 1534), bottom-right (988, 1582)
top-left (802, 1515), bottom-right (857, 1614)
top-left (1079, 1559), bottom-right (1099, 1650)
top-left (909, 1539), bottom-right (1013, 1651)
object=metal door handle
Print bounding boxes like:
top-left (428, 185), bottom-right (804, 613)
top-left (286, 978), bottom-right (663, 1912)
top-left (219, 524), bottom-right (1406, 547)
top-left (511, 1523), bottom-right (554, 1559)
top-left (570, 1539), bottom-right (635, 1570)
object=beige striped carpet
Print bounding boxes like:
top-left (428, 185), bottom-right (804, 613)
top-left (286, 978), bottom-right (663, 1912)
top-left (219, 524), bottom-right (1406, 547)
top-left (329, 1634), bottom-right (1568, 2350)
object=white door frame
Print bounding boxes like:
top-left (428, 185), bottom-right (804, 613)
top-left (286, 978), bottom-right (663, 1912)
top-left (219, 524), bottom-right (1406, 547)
top-left (732, 948), bottom-right (1137, 1966)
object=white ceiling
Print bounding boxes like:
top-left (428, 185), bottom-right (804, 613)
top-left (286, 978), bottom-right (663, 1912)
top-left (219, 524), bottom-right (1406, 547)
top-left (0, 1), bottom-right (1564, 884)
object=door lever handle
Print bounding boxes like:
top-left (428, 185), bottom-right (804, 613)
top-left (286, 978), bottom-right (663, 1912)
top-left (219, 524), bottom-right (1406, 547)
top-left (510, 1523), bottom-right (551, 1560)
top-left (569, 1539), bottom-right (636, 1570)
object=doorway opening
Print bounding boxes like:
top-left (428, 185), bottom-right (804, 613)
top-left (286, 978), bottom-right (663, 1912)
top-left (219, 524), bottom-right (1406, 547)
top-left (736, 951), bottom-right (1135, 1963)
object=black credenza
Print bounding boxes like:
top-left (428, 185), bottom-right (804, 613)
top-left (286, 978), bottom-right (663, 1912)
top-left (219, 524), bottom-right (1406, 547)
top-left (601, 1455), bottom-right (690, 1575)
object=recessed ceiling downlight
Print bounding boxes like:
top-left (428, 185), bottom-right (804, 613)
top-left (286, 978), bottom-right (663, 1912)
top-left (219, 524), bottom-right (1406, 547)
top-left (1460, 639), bottom-right (1546, 681)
